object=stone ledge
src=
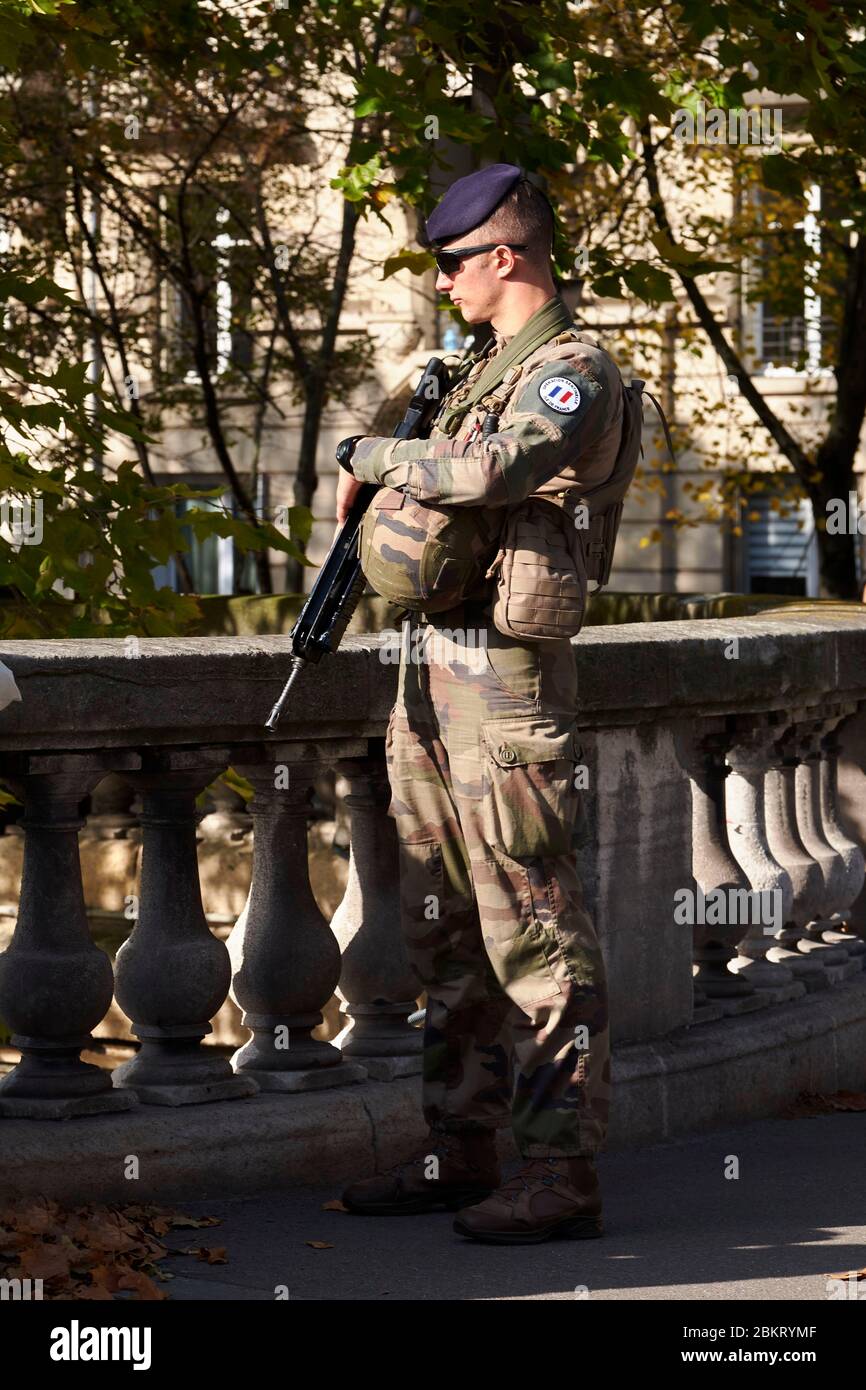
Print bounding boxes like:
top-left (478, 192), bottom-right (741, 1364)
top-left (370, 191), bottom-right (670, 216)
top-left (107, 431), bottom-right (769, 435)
top-left (2, 610), bottom-right (866, 751)
top-left (2, 976), bottom-right (865, 1206)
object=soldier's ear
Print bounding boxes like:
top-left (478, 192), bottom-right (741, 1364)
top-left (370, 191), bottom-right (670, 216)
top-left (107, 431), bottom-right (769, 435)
top-left (516, 360), bottom-right (602, 432)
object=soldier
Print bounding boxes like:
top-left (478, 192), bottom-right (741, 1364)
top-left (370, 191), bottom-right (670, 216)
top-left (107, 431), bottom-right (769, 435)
top-left (336, 164), bottom-right (624, 1244)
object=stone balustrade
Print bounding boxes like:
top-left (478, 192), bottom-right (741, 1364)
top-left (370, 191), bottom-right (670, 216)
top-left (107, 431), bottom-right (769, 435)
top-left (0, 611), bottom-right (865, 1136)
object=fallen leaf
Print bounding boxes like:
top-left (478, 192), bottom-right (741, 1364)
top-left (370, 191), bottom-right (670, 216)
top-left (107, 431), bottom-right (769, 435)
top-left (321, 1200), bottom-right (349, 1212)
top-left (0, 1230), bottom-right (29, 1254)
top-left (305, 1241), bottom-right (334, 1250)
top-left (120, 1205), bottom-right (166, 1224)
top-left (4, 1198), bottom-right (61, 1236)
top-left (826, 1091), bottom-right (866, 1112)
top-left (89, 1263), bottom-right (125, 1293)
top-left (116, 1268), bottom-right (168, 1301)
top-left (194, 1247), bottom-right (227, 1265)
top-left (780, 1091), bottom-right (866, 1118)
top-left (19, 1243), bottom-right (71, 1283)
top-left (828, 1267), bottom-right (866, 1281)
top-left (73, 1282), bottom-right (115, 1301)
top-left (142, 1237), bottom-right (168, 1260)
top-left (72, 1213), bottom-right (139, 1256)
top-left (0, 1199), bottom-right (226, 1301)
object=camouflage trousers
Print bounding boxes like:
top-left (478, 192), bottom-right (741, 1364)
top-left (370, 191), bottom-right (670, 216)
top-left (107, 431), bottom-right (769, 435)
top-left (385, 610), bottom-right (611, 1158)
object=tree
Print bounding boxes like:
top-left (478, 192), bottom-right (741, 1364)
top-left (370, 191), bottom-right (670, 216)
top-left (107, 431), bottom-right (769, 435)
top-left (0, 0), bottom-right (308, 631)
top-left (7, 0), bottom-right (865, 608)
top-left (352, 1), bottom-right (866, 598)
top-left (626, 0), bottom-right (866, 599)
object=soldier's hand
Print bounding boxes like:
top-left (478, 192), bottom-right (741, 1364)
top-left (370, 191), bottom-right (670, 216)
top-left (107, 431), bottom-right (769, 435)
top-left (335, 468), bottom-right (365, 530)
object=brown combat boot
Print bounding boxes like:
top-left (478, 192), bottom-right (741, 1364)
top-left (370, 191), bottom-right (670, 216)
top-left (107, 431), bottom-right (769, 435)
top-left (452, 1156), bottom-right (603, 1244)
top-left (341, 1126), bottom-right (500, 1215)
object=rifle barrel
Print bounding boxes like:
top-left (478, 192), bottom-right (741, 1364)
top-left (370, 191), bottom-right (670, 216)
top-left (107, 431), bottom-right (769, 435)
top-left (264, 656), bottom-right (306, 732)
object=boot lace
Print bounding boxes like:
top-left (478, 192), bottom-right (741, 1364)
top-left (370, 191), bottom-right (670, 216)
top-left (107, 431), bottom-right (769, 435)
top-left (498, 1158), bottom-right (566, 1203)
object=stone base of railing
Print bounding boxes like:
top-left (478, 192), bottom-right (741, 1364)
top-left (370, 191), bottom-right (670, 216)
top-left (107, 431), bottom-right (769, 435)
top-left (353, 1056), bottom-right (423, 1081)
top-left (2, 973), bottom-right (864, 1206)
top-left (229, 1060), bottom-right (369, 1093)
top-left (0, 1058), bottom-right (140, 1121)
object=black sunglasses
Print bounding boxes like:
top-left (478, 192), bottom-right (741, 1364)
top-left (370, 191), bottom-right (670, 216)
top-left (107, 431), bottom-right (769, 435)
top-left (433, 242), bottom-right (527, 275)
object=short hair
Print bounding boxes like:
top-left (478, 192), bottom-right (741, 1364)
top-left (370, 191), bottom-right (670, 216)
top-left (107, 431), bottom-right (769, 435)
top-left (474, 177), bottom-right (555, 266)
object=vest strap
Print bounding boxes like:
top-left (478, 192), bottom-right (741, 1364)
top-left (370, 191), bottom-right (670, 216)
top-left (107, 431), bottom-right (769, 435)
top-left (437, 295), bottom-right (575, 436)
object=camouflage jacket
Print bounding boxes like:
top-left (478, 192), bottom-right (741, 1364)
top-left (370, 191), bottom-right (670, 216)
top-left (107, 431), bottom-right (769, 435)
top-left (350, 299), bottom-right (625, 512)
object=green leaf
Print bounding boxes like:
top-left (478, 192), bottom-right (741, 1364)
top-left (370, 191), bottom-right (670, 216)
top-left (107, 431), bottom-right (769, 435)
top-left (382, 249), bottom-right (435, 279)
top-left (622, 263), bottom-right (676, 304)
top-left (649, 231), bottom-right (737, 277)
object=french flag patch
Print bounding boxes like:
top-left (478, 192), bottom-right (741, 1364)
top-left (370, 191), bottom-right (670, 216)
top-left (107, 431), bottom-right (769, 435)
top-left (539, 376), bottom-right (581, 413)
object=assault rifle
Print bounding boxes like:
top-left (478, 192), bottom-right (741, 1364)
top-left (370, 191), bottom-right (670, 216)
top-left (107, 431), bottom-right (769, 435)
top-left (264, 356), bottom-right (450, 731)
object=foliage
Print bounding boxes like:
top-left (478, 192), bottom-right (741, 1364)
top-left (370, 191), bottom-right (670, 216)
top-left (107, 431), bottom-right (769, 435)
top-left (3, 1), bottom-right (866, 604)
top-left (0, 1194), bottom-right (225, 1300)
top-left (0, 0), bottom-right (312, 628)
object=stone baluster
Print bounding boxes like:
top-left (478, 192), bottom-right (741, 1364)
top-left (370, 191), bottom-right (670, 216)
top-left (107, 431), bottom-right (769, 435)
top-left (762, 720), bottom-right (830, 990)
top-left (0, 754), bottom-right (139, 1117)
top-left (792, 721), bottom-right (851, 963)
top-left (112, 750), bottom-right (258, 1104)
top-left (330, 747), bottom-right (423, 1078)
top-left (818, 711), bottom-right (866, 957)
top-left (227, 746), bottom-right (367, 1090)
top-left (690, 737), bottom-right (754, 1006)
top-left (725, 727), bottom-right (803, 999)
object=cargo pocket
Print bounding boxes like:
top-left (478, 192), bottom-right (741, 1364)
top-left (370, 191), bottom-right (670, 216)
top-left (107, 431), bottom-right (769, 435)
top-left (396, 837), bottom-right (451, 980)
top-left (476, 849), bottom-right (563, 1007)
top-left (480, 715), bottom-right (582, 858)
top-left (384, 708), bottom-right (432, 823)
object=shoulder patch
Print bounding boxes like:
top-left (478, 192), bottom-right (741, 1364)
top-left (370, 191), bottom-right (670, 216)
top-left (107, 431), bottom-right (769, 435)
top-left (514, 358), bottom-right (603, 433)
top-left (539, 376), bottom-right (581, 413)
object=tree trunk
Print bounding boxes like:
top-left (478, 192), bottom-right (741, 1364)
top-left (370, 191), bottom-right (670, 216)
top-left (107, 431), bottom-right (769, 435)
top-left (807, 473), bottom-right (859, 599)
top-left (284, 377), bottom-right (326, 593)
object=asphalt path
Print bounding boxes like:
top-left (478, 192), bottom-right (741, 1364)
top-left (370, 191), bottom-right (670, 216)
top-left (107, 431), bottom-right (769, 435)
top-left (157, 1112), bottom-right (866, 1303)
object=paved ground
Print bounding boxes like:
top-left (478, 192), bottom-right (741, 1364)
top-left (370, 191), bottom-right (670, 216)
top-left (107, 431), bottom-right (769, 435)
top-left (157, 1111), bottom-right (866, 1302)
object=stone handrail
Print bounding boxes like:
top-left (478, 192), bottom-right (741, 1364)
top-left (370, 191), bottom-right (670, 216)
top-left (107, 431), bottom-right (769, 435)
top-left (0, 610), bottom-right (865, 1119)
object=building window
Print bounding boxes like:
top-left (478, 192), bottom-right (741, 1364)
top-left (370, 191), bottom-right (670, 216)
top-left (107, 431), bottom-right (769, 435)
top-left (743, 492), bottom-right (818, 596)
top-left (758, 310), bottom-right (837, 371)
top-left (157, 187), bottom-right (255, 382)
top-left (750, 182), bottom-right (845, 374)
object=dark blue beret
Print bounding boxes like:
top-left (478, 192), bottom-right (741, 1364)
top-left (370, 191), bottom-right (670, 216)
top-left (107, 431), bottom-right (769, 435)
top-left (425, 163), bottom-right (523, 246)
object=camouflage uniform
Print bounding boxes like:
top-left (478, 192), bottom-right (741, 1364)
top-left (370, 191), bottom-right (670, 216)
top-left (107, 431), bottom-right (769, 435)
top-left (351, 299), bottom-right (622, 1158)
